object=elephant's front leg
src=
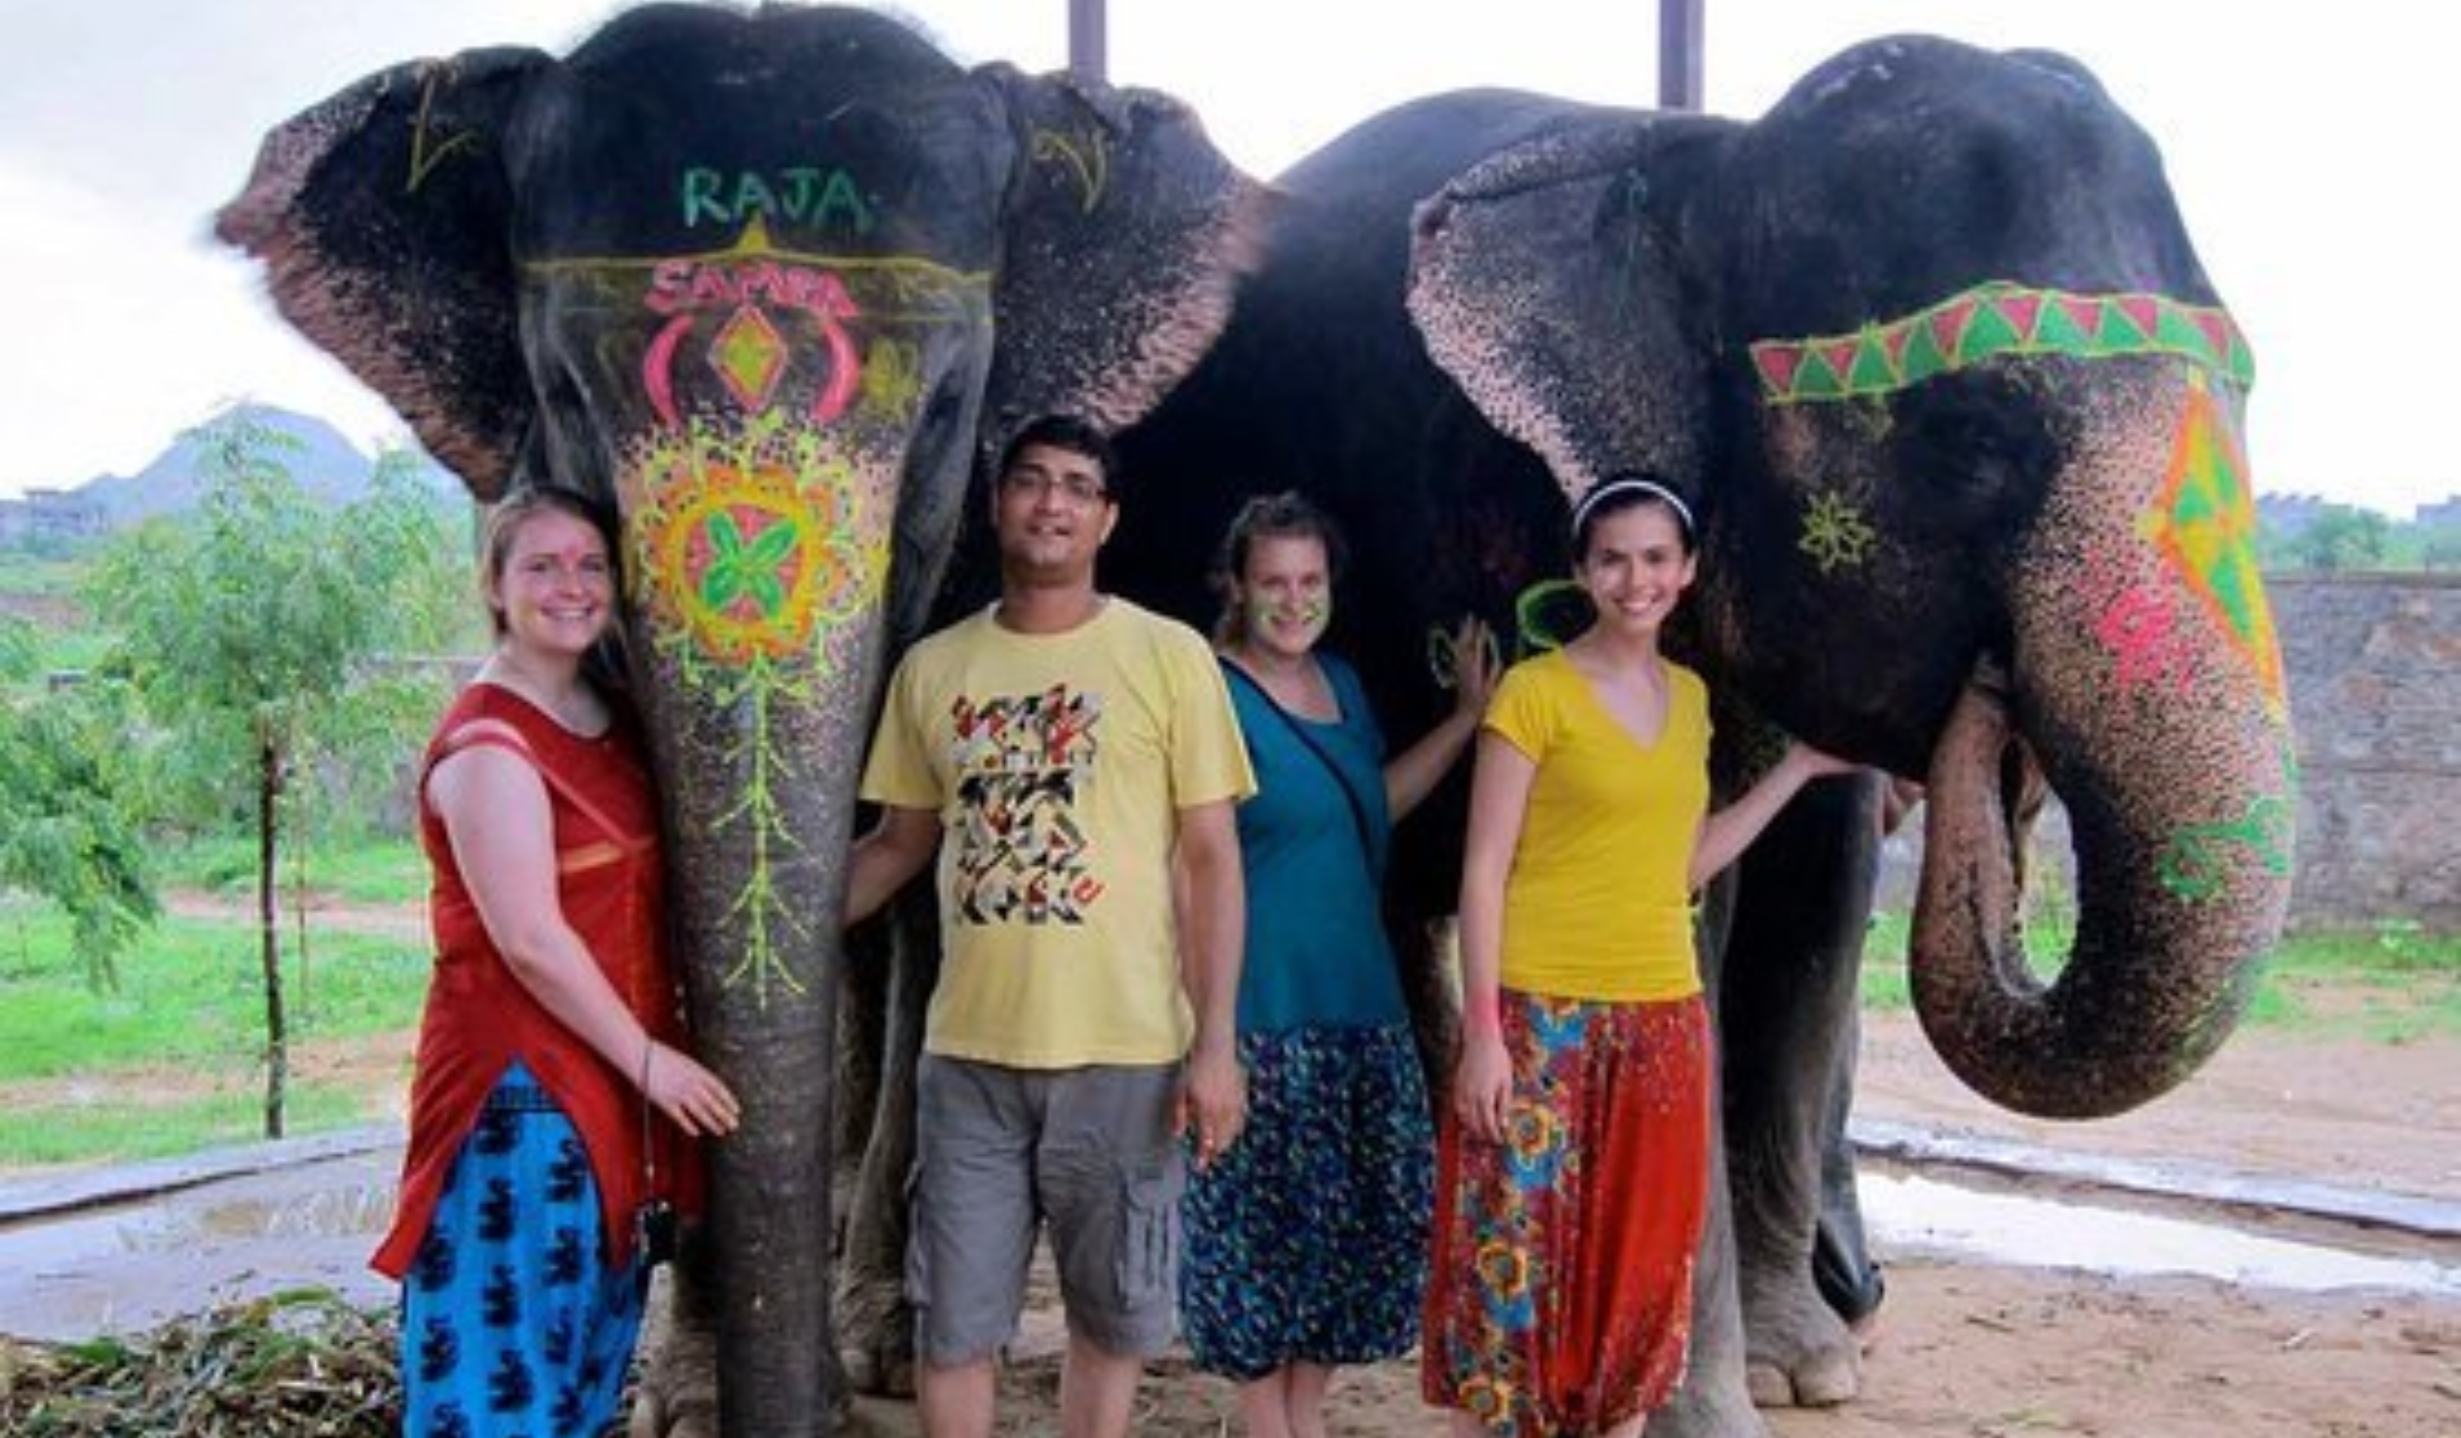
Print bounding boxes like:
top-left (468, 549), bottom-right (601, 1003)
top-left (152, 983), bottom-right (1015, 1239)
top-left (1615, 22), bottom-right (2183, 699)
top-left (1643, 878), bottom-right (1763, 1438)
top-left (1715, 772), bottom-right (1885, 1410)
top-left (835, 892), bottom-right (937, 1396)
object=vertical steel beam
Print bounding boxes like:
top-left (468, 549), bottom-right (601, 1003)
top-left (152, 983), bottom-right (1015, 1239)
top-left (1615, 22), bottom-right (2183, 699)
top-left (1660, 0), bottom-right (1705, 110)
top-left (1070, 0), bottom-right (1109, 82)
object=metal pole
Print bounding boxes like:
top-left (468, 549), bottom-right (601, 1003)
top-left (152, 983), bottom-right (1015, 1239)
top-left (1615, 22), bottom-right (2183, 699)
top-left (1660, 0), bottom-right (1704, 110)
top-left (1069, 0), bottom-right (1108, 82)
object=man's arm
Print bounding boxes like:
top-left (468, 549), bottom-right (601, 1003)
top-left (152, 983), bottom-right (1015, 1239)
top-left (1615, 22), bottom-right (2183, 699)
top-left (844, 804), bottom-right (941, 927)
top-left (1173, 797), bottom-right (1245, 1166)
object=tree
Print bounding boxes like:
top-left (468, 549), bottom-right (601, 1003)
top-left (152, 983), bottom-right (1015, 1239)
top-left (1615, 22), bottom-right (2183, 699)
top-left (0, 614), bottom-right (36, 680)
top-left (91, 412), bottom-right (468, 1137)
top-left (2423, 525), bottom-right (2461, 572)
top-left (2287, 504), bottom-right (2391, 572)
top-left (0, 647), bottom-right (156, 993)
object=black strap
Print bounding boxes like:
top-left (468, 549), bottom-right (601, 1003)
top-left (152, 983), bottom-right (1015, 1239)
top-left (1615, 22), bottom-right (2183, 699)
top-left (1221, 660), bottom-right (1377, 866)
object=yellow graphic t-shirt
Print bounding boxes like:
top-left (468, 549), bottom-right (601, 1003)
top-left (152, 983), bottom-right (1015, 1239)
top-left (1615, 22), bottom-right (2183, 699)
top-left (1484, 649), bottom-right (1712, 1002)
top-left (860, 598), bottom-right (1255, 1067)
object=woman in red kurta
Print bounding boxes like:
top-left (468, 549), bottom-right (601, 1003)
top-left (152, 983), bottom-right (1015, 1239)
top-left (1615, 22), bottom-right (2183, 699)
top-left (377, 488), bottom-right (739, 1438)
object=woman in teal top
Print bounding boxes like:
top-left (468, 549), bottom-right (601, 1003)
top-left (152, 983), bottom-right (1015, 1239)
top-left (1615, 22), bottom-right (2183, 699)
top-left (1181, 491), bottom-right (1496, 1438)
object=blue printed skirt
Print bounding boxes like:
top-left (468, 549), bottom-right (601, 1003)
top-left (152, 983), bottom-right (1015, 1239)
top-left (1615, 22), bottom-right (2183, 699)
top-left (1180, 1022), bottom-right (1435, 1380)
top-left (400, 1062), bottom-right (646, 1438)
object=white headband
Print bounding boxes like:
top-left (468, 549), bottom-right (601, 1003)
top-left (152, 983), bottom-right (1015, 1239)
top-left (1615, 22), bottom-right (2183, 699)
top-left (1571, 476), bottom-right (1695, 542)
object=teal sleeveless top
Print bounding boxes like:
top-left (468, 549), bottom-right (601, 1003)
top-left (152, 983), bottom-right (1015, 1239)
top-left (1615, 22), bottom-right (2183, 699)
top-left (1223, 655), bottom-right (1409, 1033)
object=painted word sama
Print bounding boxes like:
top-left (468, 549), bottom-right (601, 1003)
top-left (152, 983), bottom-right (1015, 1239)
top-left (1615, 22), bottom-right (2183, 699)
top-left (641, 261), bottom-right (863, 427)
top-left (683, 167), bottom-right (874, 233)
top-left (646, 260), bottom-right (858, 317)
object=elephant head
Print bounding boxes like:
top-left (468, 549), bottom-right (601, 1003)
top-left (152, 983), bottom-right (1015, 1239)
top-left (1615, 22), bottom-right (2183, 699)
top-left (1408, 36), bottom-right (2291, 1119)
top-left (218, 6), bottom-right (1265, 1431)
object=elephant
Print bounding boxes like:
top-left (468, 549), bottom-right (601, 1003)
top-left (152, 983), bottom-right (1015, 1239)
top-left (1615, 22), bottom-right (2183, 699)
top-left (1106, 34), bottom-right (2294, 1437)
top-left (217, 5), bottom-right (1267, 1433)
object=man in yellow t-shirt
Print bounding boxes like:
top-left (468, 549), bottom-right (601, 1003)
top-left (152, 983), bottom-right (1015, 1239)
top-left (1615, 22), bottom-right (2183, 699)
top-left (846, 414), bottom-right (1254, 1438)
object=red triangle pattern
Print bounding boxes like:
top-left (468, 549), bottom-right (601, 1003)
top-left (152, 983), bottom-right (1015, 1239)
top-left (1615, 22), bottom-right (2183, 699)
top-left (1930, 301), bottom-right (1976, 361)
top-left (1996, 292), bottom-right (2044, 342)
top-left (1751, 284), bottom-right (2255, 403)
top-left (1753, 345), bottom-right (1803, 393)
top-left (2058, 295), bottom-right (2104, 340)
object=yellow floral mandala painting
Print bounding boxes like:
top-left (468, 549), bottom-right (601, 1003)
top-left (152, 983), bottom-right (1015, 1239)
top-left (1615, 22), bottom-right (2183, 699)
top-left (632, 444), bottom-right (887, 671)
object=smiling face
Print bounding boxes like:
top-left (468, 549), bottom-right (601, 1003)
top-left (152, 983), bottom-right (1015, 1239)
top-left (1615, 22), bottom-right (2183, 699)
top-left (993, 440), bottom-right (1118, 588)
top-left (1577, 500), bottom-right (1697, 640)
top-left (487, 503), bottom-right (617, 661)
top-left (1232, 532), bottom-right (1334, 662)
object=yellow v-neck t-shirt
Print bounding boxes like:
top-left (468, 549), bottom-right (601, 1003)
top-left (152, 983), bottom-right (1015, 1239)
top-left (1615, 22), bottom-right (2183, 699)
top-left (1485, 648), bottom-right (1712, 1002)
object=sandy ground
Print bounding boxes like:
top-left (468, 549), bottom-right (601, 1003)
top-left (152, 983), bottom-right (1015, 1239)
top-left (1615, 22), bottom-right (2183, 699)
top-left (966, 1266), bottom-right (2457, 1438)
top-left (921, 1018), bottom-right (2461, 1438)
top-left (6, 899), bottom-right (2455, 1436)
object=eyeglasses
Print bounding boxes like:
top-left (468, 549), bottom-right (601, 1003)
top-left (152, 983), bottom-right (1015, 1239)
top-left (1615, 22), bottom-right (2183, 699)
top-left (1000, 467), bottom-right (1109, 506)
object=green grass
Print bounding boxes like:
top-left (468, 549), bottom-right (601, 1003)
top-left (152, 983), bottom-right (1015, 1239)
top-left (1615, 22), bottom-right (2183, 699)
top-left (0, 546), bottom-right (93, 597)
top-left (0, 908), bottom-right (427, 1080)
top-left (37, 627), bottom-right (109, 671)
top-left (0, 897), bottom-right (426, 1168)
top-left (1857, 911), bottom-right (2461, 1041)
top-left (0, 1085), bottom-right (371, 1169)
top-left (153, 832), bottom-right (427, 904)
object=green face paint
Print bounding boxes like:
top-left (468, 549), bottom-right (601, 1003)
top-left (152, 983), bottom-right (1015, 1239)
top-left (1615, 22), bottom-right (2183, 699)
top-left (1247, 593), bottom-right (1330, 637)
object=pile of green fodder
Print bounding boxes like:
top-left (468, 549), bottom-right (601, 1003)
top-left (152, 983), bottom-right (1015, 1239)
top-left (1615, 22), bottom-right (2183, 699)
top-left (0, 1288), bottom-right (397, 1436)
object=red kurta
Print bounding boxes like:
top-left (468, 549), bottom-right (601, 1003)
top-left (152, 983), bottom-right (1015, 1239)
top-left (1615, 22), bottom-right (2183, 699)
top-left (373, 682), bottom-right (698, 1279)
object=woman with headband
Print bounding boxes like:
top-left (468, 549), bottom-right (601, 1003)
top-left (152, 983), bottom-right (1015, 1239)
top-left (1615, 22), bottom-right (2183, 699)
top-left (1423, 475), bottom-right (1850, 1437)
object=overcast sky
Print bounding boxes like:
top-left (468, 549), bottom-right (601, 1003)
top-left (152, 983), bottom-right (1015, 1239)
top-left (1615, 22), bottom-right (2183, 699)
top-left (1, 0), bottom-right (2448, 515)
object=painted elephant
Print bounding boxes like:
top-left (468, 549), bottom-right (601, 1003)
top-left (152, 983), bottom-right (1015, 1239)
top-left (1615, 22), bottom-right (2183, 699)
top-left (1109, 34), bottom-right (2293, 1436)
top-left (218, 5), bottom-right (1265, 1433)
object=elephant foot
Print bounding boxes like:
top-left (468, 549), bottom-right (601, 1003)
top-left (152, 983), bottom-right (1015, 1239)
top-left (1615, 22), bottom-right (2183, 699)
top-left (1743, 1345), bottom-right (1857, 1409)
top-left (628, 1382), bottom-right (719, 1438)
top-left (837, 1342), bottom-right (917, 1400)
top-left (631, 1268), bottom-right (720, 1438)
top-left (1642, 1367), bottom-right (1772, 1438)
top-left (1741, 1270), bottom-right (1862, 1409)
top-left (834, 1271), bottom-right (916, 1398)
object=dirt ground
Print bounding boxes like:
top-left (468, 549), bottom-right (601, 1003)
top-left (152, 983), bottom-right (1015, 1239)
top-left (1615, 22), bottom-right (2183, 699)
top-left (298, 1007), bottom-right (2461, 1437)
top-left (11, 899), bottom-right (2457, 1437)
top-left (948, 1019), bottom-right (2461, 1438)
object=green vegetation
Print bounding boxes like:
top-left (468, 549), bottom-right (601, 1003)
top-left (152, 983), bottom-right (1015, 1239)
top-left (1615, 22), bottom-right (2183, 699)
top-left (2258, 503), bottom-right (2459, 573)
top-left (1859, 911), bottom-right (2461, 1042)
top-left (0, 907), bottom-right (424, 1074)
top-left (157, 832), bottom-right (426, 905)
top-left (0, 539), bottom-right (98, 595)
top-left (0, 1089), bottom-right (373, 1170)
top-left (1, 633), bottom-right (157, 991)
top-left (0, 424), bottom-right (476, 1168)
top-left (0, 1288), bottom-right (399, 1436)
top-left (0, 893), bottom-right (426, 1169)
top-left (81, 413), bottom-right (467, 1139)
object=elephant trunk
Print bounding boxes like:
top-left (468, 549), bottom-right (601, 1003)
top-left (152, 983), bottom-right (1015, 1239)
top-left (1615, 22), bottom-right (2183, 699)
top-left (629, 583), bottom-right (897, 1436)
top-left (1910, 370), bottom-right (2294, 1120)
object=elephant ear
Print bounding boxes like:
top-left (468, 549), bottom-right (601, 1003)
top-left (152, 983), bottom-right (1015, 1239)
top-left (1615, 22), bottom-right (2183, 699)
top-left (976, 64), bottom-right (1273, 442)
top-left (1408, 117), bottom-right (1724, 503)
top-left (216, 49), bottom-right (550, 502)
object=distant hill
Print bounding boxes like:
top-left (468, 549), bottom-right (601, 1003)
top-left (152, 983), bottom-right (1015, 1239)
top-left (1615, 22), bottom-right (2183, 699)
top-left (67, 403), bottom-right (463, 525)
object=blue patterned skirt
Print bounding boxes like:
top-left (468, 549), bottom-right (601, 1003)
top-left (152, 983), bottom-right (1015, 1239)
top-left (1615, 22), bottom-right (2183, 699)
top-left (400, 1061), bottom-right (646, 1438)
top-left (1180, 1021), bottom-right (1435, 1380)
